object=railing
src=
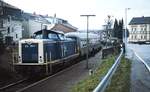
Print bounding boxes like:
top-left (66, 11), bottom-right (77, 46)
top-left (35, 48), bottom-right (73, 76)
top-left (93, 48), bottom-right (123, 92)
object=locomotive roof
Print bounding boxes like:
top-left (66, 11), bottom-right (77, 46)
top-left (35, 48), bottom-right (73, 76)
top-left (34, 29), bottom-right (64, 35)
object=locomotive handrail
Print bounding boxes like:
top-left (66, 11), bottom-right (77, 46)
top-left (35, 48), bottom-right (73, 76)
top-left (93, 48), bottom-right (123, 92)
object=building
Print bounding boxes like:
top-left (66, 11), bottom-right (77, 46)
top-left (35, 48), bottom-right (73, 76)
top-left (0, 1), bottom-right (77, 42)
top-left (22, 14), bottom-right (77, 38)
top-left (44, 16), bottom-right (77, 33)
top-left (129, 16), bottom-right (150, 43)
top-left (0, 0), bottom-right (23, 44)
top-left (22, 13), bottom-right (51, 38)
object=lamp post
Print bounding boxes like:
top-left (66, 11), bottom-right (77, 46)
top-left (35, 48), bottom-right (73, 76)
top-left (80, 14), bottom-right (96, 69)
top-left (124, 8), bottom-right (130, 54)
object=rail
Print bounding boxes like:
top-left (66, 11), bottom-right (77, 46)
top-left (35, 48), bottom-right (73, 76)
top-left (93, 48), bottom-right (123, 92)
top-left (0, 78), bottom-right (28, 91)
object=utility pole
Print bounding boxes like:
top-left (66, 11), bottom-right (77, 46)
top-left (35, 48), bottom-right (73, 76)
top-left (103, 15), bottom-right (113, 48)
top-left (124, 8), bottom-right (130, 54)
top-left (80, 14), bottom-right (95, 69)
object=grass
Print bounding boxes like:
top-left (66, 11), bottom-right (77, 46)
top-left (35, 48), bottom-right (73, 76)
top-left (71, 55), bottom-right (131, 92)
top-left (105, 56), bottom-right (131, 92)
top-left (71, 55), bottom-right (116, 92)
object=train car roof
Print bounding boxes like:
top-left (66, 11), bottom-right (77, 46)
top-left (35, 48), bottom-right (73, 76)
top-left (65, 32), bottom-right (99, 39)
top-left (34, 29), bottom-right (64, 35)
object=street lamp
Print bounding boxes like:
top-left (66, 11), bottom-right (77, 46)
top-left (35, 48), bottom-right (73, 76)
top-left (80, 14), bottom-right (96, 69)
top-left (124, 8), bottom-right (130, 54)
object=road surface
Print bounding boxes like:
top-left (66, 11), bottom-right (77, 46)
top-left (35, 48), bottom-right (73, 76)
top-left (127, 44), bottom-right (150, 92)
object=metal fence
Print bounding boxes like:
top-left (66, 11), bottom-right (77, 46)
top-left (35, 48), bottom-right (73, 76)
top-left (93, 48), bottom-right (123, 92)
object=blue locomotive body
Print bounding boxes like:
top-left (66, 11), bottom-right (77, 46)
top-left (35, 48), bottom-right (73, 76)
top-left (15, 29), bottom-right (79, 74)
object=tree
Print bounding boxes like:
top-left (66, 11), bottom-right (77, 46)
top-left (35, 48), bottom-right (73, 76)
top-left (112, 19), bottom-right (124, 42)
top-left (117, 19), bottom-right (123, 39)
top-left (112, 19), bottom-right (119, 37)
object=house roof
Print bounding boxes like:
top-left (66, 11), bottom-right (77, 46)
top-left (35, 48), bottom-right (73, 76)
top-left (0, 1), bottom-right (22, 21)
top-left (0, 0), bottom-right (19, 9)
top-left (129, 17), bottom-right (150, 25)
top-left (22, 13), bottom-right (50, 24)
top-left (22, 12), bottom-right (39, 20)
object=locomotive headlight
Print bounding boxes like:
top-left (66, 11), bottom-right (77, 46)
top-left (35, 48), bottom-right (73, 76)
top-left (18, 56), bottom-right (22, 63)
top-left (39, 56), bottom-right (43, 62)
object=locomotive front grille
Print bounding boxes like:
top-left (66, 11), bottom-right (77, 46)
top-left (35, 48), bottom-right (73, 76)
top-left (22, 43), bottom-right (38, 63)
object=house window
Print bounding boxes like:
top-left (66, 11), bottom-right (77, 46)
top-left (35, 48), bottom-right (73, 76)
top-left (135, 35), bottom-right (137, 39)
top-left (8, 17), bottom-right (11, 22)
top-left (134, 28), bottom-right (136, 31)
top-left (144, 36), bottom-right (146, 39)
top-left (141, 36), bottom-right (143, 39)
top-left (7, 27), bottom-right (10, 34)
top-left (132, 28), bottom-right (133, 31)
top-left (132, 35), bottom-right (133, 39)
top-left (144, 28), bottom-right (146, 31)
top-left (16, 34), bottom-right (18, 38)
top-left (12, 27), bottom-right (14, 32)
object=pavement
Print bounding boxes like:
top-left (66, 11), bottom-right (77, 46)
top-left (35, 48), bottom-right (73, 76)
top-left (127, 44), bottom-right (150, 92)
top-left (21, 50), bottom-right (102, 92)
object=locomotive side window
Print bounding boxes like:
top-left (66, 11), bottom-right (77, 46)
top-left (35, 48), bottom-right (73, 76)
top-left (58, 34), bottom-right (65, 40)
top-left (34, 34), bottom-right (42, 39)
top-left (48, 33), bottom-right (58, 39)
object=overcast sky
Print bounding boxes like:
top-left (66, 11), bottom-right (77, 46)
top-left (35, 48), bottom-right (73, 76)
top-left (3, 0), bottom-right (150, 30)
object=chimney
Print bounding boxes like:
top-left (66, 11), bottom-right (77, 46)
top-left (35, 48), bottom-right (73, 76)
top-left (33, 12), bottom-right (36, 15)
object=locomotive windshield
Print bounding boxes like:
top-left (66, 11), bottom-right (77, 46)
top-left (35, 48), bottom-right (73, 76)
top-left (34, 33), bottom-right (59, 40)
top-left (48, 33), bottom-right (58, 39)
top-left (33, 29), bottom-right (66, 40)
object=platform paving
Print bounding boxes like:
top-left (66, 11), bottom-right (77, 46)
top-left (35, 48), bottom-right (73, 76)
top-left (21, 51), bottom-right (102, 92)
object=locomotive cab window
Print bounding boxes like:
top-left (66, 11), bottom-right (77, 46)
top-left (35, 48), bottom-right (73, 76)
top-left (58, 34), bottom-right (65, 40)
top-left (48, 33), bottom-right (59, 40)
top-left (34, 34), bottom-right (42, 39)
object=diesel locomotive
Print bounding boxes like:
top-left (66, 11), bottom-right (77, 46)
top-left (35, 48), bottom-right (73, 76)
top-left (14, 29), bottom-right (101, 75)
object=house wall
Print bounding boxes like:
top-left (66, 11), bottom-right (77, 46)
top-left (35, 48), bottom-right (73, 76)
top-left (28, 20), bottom-right (42, 37)
top-left (11, 21), bottom-right (22, 41)
top-left (1, 19), bottom-right (23, 42)
top-left (147, 24), bottom-right (150, 40)
top-left (129, 24), bottom-right (150, 42)
top-left (22, 20), bottom-right (29, 38)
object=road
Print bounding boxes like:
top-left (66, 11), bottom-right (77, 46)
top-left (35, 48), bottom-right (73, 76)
top-left (127, 43), bottom-right (150, 92)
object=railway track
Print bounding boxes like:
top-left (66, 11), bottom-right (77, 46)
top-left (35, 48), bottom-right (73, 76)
top-left (0, 78), bottom-right (29, 92)
top-left (0, 76), bottom-right (46, 92)
top-left (0, 49), bottom-right (100, 92)
top-left (0, 57), bottom-right (82, 92)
